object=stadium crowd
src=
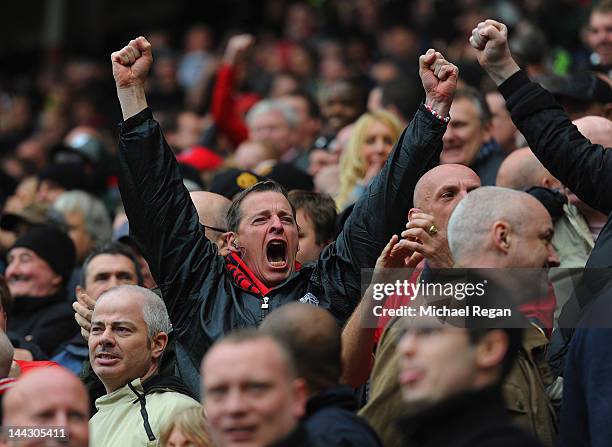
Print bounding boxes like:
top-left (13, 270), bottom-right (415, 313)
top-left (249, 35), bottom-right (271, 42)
top-left (0, 0), bottom-right (611, 445)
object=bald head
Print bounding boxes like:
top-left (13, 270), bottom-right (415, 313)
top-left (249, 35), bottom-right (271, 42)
top-left (573, 115), bottom-right (612, 147)
top-left (190, 191), bottom-right (231, 247)
top-left (260, 303), bottom-right (341, 394)
top-left (448, 186), bottom-right (557, 268)
top-left (496, 147), bottom-right (561, 191)
top-left (414, 164), bottom-right (480, 210)
top-left (3, 368), bottom-right (89, 446)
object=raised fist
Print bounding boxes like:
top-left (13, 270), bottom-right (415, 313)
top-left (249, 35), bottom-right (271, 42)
top-left (469, 19), bottom-right (520, 85)
top-left (224, 34), bottom-right (255, 65)
top-left (418, 49), bottom-right (458, 118)
top-left (111, 36), bottom-right (153, 89)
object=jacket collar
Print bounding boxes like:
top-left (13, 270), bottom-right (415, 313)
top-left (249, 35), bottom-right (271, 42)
top-left (305, 384), bottom-right (357, 417)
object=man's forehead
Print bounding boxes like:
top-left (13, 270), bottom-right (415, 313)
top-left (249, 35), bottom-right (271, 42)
top-left (240, 191), bottom-right (293, 215)
top-left (204, 340), bottom-right (287, 379)
top-left (93, 292), bottom-right (143, 319)
top-left (88, 254), bottom-right (134, 273)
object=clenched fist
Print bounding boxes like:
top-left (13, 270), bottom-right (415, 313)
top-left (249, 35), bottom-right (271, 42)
top-left (111, 36), bottom-right (153, 89)
top-left (469, 19), bottom-right (520, 86)
top-left (419, 49), bottom-right (458, 119)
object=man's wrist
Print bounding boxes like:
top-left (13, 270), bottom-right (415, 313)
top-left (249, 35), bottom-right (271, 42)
top-left (117, 85), bottom-right (148, 121)
top-left (484, 59), bottom-right (521, 87)
top-left (424, 99), bottom-right (451, 122)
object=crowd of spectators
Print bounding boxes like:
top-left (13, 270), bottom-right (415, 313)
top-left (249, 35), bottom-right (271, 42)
top-left (0, 0), bottom-right (611, 446)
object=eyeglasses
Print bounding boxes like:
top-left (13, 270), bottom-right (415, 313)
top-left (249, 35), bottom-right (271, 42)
top-left (202, 224), bottom-right (228, 233)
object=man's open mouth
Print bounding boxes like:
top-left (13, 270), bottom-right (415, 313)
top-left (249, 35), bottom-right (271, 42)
top-left (266, 240), bottom-right (288, 268)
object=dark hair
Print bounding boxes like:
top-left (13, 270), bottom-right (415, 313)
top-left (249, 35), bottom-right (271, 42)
top-left (381, 76), bottom-right (423, 123)
top-left (288, 190), bottom-right (337, 245)
top-left (467, 328), bottom-right (523, 381)
top-left (226, 180), bottom-right (296, 232)
top-left (454, 87), bottom-right (492, 124)
top-left (81, 241), bottom-right (143, 288)
top-left (592, 0), bottom-right (612, 14)
top-left (285, 89), bottom-right (320, 119)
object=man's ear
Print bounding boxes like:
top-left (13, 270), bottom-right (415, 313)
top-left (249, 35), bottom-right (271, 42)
top-left (290, 377), bottom-right (309, 419)
top-left (492, 221), bottom-right (511, 253)
top-left (51, 274), bottom-right (63, 288)
top-left (226, 232), bottom-right (240, 254)
top-left (151, 332), bottom-right (169, 362)
top-left (475, 330), bottom-right (509, 372)
top-left (481, 120), bottom-right (493, 142)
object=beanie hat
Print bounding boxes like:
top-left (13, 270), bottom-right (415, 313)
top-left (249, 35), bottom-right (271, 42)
top-left (11, 225), bottom-right (76, 283)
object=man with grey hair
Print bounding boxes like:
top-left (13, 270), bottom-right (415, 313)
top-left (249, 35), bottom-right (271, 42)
top-left (441, 87), bottom-right (505, 185)
top-left (246, 99), bottom-right (300, 163)
top-left (53, 190), bottom-right (112, 264)
top-left (88, 285), bottom-right (199, 447)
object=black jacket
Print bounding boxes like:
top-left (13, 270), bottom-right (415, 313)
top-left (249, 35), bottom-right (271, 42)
top-left (399, 386), bottom-right (543, 447)
top-left (500, 71), bottom-right (612, 272)
top-left (117, 106), bottom-right (446, 396)
top-left (304, 385), bottom-right (382, 447)
top-left (7, 290), bottom-right (78, 357)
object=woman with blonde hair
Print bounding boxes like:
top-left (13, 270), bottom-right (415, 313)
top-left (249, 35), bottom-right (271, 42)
top-left (335, 110), bottom-right (403, 210)
top-left (160, 406), bottom-right (213, 447)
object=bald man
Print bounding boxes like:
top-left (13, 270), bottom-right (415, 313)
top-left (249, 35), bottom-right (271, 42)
top-left (2, 368), bottom-right (89, 447)
top-left (189, 191), bottom-right (231, 255)
top-left (496, 147), bottom-right (562, 191)
top-left (260, 303), bottom-right (382, 447)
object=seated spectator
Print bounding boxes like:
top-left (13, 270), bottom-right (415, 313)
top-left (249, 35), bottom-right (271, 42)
top-left (260, 303), bottom-right (382, 447)
top-left (233, 140), bottom-right (279, 172)
top-left (316, 80), bottom-right (366, 150)
top-left (486, 90), bottom-right (521, 154)
top-left (586, 0), bottom-right (612, 77)
top-left (335, 110), bottom-right (403, 210)
top-left (52, 190), bottom-right (112, 265)
top-left (396, 321), bottom-right (540, 446)
top-left (441, 87), bottom-right (505, 185)
top-left (287, 190), bottom-right (337, 264)
top-left (159, 406), bottom-right (212, 447)
top-left (246, 99), bottom-right (300, 163)
top-left (201, 330), bottom-right (312, 447)
top-left (2, 367), bottom-right (90, 447)
top-left (89, 285), bottom-right (199, 446)
top-left (53, 242), bottom-right (142, 374)
top-left (5, 225), bottom-right (77, 357)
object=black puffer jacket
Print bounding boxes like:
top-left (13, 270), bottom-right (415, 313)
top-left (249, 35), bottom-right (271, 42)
top-left (117, 106), bottom-right (447, 388)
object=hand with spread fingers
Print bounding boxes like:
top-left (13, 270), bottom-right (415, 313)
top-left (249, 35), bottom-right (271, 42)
top-left (399, 211), bottom-right (454, 268)
top-left (469, 19), bottom-right (521, 86)
top-left (418, 49), bottom-right (459, 118)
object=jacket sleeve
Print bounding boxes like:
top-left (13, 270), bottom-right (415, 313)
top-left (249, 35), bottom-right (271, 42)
top-left (321, 105), bottom-right (447, 321)
top-left (211, 63), bottom-right (250, 147)
top-left (117, 108), bottom-right (220, 325)
top-left (500, 70), bottom-right (612, 215)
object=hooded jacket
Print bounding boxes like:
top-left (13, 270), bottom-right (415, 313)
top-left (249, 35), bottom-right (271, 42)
top-left (89, 375), bottom-right (199, 447)
top-left (117, 105), bottom-right (447, 394)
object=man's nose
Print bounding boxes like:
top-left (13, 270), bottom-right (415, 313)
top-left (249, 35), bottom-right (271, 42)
top-left (398, 331), bottom-right (418, 357)
top-left (269, 215), bottom-right (283, 231)
top-left (547, 246), bottom-right (560, 268)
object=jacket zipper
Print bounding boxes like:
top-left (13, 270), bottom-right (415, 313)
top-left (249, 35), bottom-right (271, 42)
top-left (260, 296), bottom-right (269, 322)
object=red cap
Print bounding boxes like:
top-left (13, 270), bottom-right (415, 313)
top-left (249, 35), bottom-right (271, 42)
top-left (177, 146), bottom-right (224, 171)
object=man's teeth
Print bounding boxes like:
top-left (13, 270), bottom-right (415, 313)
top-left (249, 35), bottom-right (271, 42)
top-left (270, 260), bottom-right (285, 267)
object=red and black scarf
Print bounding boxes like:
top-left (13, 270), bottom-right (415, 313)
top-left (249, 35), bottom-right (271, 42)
top-left (225, 252), bottom-right (301, 297)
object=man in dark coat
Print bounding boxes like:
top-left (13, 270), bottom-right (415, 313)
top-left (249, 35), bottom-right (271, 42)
top-left (5, 225), bottom-right (77, 357)
top-left (106, 35), bottom-right (459, 384)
